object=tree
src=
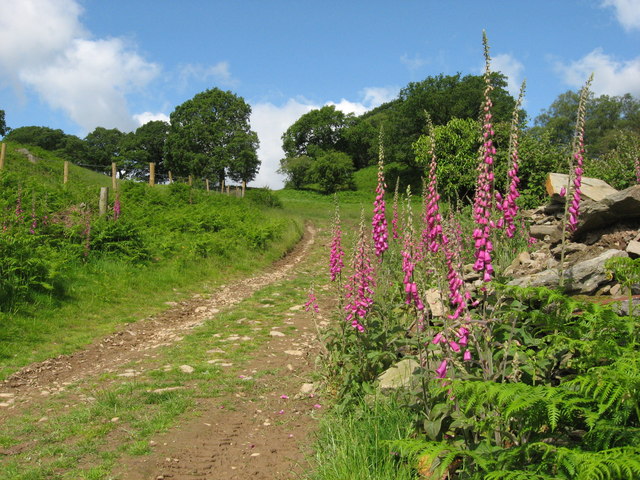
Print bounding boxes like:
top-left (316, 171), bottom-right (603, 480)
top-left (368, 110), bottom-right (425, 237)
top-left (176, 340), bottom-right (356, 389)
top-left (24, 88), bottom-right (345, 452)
top-left (278, 155), bottom-right (313, 189)
top-left (227, 130), bottom-right (261, 188)
top-left (0, 110), bottom-right (8, 137)
top-left (85, 127), bottom-right (125, 173)
top-left (307, 151), bottom-right (354, 194)
top-left (118, 120), bottom-right (170, 180)
top-left (4, 126), bottom-right (67, 150)
top-left (281, 105), bottom-right (355, 158)
top-left (388, 72), bottom-right (517, 166)
top-left (535, 91), bottom-right (640, 156)
top-left (166, 88), bottom-right (259, 187)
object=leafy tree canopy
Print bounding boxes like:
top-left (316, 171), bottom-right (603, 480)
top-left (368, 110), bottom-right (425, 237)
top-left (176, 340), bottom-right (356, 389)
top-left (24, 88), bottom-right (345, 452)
top-left (534, 91), bottom-right (640, 156)
top-left (0, 110), bottom-right (7, 137)
top-left (281, 105), bottom-right (355, 158)
top-left (85, 127), bottom-right (125, 173)
top-left (4, 126), bottom-right (68, 151)
top-left (166, 88), bottom-right (260, 187)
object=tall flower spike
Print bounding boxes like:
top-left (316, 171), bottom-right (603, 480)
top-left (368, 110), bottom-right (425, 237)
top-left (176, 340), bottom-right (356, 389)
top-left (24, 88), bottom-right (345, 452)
top-left (422, 113), bottom-right (444, 253)
top-left (567, 74), bottom-right (593, 233)
top-left (391, 177), bottom-right (400, 240)
top-left (472, 31), bottom-right (496, 283)
top-left (372, 129), bottom-right (389, 259)
top-left (344, 209), bottom-right (376, 332)
top-left (401, 186), bottom-right (425, 312)
top-left (329, 198), bottom-right (345, 282)
top-left (497, 80), bottom-right (526, 238)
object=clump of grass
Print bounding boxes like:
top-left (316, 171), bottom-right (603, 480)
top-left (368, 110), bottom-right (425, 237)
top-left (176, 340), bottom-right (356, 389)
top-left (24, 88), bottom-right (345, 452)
top-left (307, 397), bottom-right (417, 480)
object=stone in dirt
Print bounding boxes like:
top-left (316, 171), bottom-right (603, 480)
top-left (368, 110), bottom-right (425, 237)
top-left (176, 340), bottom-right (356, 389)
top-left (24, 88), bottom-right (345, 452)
top-left (270, 330), bottom-right (286, 337)
top-left (377, 359), bottom-right (420, 392)
top-left (179, 365), bottom-right (195, 374)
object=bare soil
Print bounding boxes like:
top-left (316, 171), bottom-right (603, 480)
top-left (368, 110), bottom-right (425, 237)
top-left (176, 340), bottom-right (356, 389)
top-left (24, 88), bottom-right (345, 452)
top-left (1, 223), bottom-right (329, 479)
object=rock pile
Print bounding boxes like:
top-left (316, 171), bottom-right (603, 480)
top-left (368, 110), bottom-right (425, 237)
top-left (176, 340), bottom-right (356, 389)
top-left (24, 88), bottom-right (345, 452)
top-left (507, 174), bottom-right (640, 296)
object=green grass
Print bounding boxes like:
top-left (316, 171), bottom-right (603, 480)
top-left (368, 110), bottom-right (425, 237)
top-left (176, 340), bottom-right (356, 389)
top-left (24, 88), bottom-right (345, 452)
top-left (0, 243), bottom-right (329, 479)
top-left (307, 397), bottom-right (418, 480)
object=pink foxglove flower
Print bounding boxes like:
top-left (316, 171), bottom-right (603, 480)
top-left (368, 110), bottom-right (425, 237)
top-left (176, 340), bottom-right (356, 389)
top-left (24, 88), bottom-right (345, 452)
top-left (372, 134), bottom-right (388, 258)
top-left (567, 75), bottom-right (592, 233)
top-left (329, 202), bottom-right (345, 282)
top-left (496, 81), bottom-right (525, 238)
top-left (304, 290), bottom-right (320, 313)
top-left (435, 360), bottom-right (448, 379)
top-left (463, 350), bottom-right (472, 362)
top-left (422, 117), bottom-right (444, 253)
top-left (472, 32), bottom-right (497, 283)
top-left (344, 212), bottom-right (376, 332)
top-left (113, 196), bottom-right (121, 221)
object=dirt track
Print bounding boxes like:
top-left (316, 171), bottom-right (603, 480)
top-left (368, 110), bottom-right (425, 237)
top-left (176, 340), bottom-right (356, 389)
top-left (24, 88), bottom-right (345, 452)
top-left (1, 223), bottom-right (328, 479)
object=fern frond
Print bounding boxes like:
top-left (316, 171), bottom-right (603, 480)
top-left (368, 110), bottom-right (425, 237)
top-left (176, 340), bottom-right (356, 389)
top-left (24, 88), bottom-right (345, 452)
top-left (484, 470), bottom-right (560, 480)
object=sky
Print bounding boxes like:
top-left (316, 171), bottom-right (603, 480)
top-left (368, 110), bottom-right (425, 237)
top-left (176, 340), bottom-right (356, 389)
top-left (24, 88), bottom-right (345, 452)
top-left (0, 0), bottom-right (639, 189)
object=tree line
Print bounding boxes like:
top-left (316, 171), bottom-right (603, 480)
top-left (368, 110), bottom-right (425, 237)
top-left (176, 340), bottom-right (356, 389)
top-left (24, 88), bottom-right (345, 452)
top-left (0, 88), bottom-right (260, 188)
top-left (278, 72), bottom-right (640, 204)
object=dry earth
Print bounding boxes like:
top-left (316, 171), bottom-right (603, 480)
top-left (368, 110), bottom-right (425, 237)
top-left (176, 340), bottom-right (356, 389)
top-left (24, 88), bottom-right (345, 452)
top-left (1, 223), bottom-right (331, 479)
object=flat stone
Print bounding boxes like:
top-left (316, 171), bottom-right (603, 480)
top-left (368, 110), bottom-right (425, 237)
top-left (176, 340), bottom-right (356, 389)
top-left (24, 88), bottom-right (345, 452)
top-left (546, 173), bottom-right (618, 202)
top-left (626, 240), bottom-right (640, 257)
top-left (425, 289), bottom-right (445, 317)
top-left (179, 365), bottom-right (195, 374)
top-left (377, 359), bottom-right (420, 391)
top-left (269, 330), bottom-right (286, 337)
top-left (284, 350), bottom-right (303, 356)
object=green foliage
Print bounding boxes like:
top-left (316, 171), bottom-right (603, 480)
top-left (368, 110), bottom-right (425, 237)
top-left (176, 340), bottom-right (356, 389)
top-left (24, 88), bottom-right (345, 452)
top-left (245, 187), bottom-right (283, 209)
top-left (165, 88), bottom-right (260, 186)
top-left (584, 129), bottom-right (640, 190)
top-left (281, 105), bottom-right (354, 158)
top-left (278, 155), bottom-right (313, 189)
top-left (307, 151), bottom-right (355, 194)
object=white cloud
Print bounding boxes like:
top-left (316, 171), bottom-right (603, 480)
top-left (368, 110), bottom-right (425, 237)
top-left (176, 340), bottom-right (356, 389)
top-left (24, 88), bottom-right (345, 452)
top-left (0, 0), bottom-right (159, 133)
top-left (492, 53), bottom-right (525, 97)
top-left (178, 61), bottom-right (237, 88)
top-left (134, 111), bottom-right (170, 126)
top-left (362, 86), bottom-right (399, 107)
top-left (602, 0), bottom-right (640, 31)
top-left (249, 98), bottom-right (318, 189)
top-left (400, 53), bottom-right (427, 72)
top-left (555, 48), bottom-right (640, 97)
top-left (326, 99), bottom-right (369, 116)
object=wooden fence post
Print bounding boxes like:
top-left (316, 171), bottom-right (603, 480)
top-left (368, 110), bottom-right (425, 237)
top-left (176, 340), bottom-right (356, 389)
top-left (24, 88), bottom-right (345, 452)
top-left (63, 161), bottom-right (69, 185)
top-left (226, 185), bottom-right (230, 195)
top-left (188, 175), bottom-right (193, 186)
top-left (168, 171), bottom-right (173, 184)
top-left (242, 180), bottom-right (246, 198)
top-left (0, 142), bottom-right (5, 170)
top-left (220, 178), bottom-right (225, 193)
top-left (111, 162), bottom-right (117, 190)
top-left (205, 179), bottom-right (210, 193)
top-left (99, 187), bottom-right (109, 216)
top-left (149, 162), bottom-right (155, 186)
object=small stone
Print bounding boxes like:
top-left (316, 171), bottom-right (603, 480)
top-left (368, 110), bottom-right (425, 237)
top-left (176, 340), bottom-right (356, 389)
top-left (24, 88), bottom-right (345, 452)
top-left (251, 453), bottom-right (260, 457)
top-left (38, 416), bottom-right (48, 422)
top-left (299, 383), bottom-right (315, 395)
top-left (284, 350), bottom-right (303, 356)
top-left (0, 393), bottom-right (15, 398)
top-left (270, 330), bottom-right (286, 337)
top-left (111, 417), bottom-right (119, 422)
top-left (179, 365), bottom-right (195, 374)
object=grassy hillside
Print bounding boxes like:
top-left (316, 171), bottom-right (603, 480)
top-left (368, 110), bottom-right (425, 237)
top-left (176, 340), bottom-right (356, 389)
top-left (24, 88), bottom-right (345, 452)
top-left (0, 142), bottom-right (303, 379)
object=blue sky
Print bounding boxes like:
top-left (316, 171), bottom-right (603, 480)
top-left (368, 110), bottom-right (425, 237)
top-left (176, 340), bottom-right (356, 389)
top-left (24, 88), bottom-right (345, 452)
top-left (1, 0), bottom-right (639, 188)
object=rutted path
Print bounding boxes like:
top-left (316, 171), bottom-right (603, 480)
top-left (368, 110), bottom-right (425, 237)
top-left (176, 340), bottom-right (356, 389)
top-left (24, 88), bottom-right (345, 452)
top-left (0, 222), bottom-right (329, 479)
top-left (1, 224), bottom-right (316, 405)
